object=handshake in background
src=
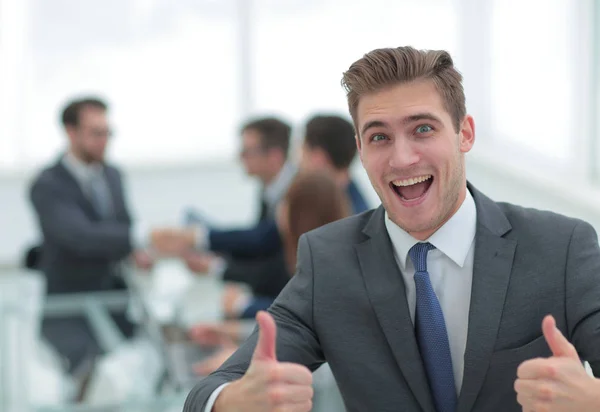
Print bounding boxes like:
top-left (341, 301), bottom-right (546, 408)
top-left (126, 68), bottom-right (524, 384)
top-left (150, 227), bottom-right (197, 257)
top-left (145, 208), bottom-right (222, 275)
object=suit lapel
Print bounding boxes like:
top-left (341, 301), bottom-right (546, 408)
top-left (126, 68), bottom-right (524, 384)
top-left (356, 207), bottom-right (436, 412)
top-left (54, 160), bottom-right (100, 218)
top-left (103, 167), bottom-right (122, 219)
top-left (457, 186), bottom-right (517, 412)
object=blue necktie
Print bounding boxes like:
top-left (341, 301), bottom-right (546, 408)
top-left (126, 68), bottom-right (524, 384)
top-left (409, 242), bottom-right (457, 412)
top-left (89, 171), bottom-right (113, 220)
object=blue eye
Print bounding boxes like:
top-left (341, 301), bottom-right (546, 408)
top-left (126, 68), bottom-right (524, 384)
top-left (416, 125), bottom-right (433, 134)
top-left (372, 134), bottom-right (387, 142)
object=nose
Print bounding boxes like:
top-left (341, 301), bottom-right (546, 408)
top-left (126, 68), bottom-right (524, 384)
top-left (389, 137), bottom-right (420, 169)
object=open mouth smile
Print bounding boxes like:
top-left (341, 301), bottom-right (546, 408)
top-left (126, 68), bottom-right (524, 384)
top-left (390, 175), bottom-right (433, 206)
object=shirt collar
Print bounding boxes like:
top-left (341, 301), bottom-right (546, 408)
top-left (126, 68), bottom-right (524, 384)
top-left (263, 162), bottom-right (297, 208)
top-left (62, 152), bottom-right (104, 185)
top-left (384, 188), bottom-right (477, 271)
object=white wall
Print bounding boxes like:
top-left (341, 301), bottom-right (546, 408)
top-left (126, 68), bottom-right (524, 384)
top-left (2, 152), bottom-right (600, 267)
top-left (466, 149), bottom-right (600, 230)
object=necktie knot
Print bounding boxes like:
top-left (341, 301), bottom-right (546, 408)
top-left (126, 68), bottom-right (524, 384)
top-left (409, 242), bottom-right (435, 273)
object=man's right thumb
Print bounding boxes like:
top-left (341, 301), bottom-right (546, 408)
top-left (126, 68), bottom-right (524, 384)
top-left (542, 315), bottom-right (579, 360)
top-left (252, 311), bottom-right (277, 362)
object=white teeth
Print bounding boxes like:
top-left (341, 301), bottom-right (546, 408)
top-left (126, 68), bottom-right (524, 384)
top-left (392, 175), bottom-right (432, 187)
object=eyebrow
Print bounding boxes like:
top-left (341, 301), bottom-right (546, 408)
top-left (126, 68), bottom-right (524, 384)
top-left (360, 120), bottom-right (389, 136)
top-left (402, 113), bottom-right (443, 126)
top-left (360, 112), bottom-right (443, 137)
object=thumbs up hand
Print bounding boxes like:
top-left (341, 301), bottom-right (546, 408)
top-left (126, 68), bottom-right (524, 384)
top-left (541, 315), bottom-right (579, 360)
top-left (514, 315), bottom-right (600, 412)
top-left (214, 311), bottom-right (314, 412)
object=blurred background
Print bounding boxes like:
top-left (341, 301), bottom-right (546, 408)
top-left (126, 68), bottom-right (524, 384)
top-left (0, 0), bottom-right (599, 411)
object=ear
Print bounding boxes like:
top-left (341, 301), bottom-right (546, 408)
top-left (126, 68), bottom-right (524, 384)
top-left (459, 115), bottom-right (475, 154)
top-left (65, 125), bottom-right (78, 143)
top-left (269, 147), bottom-right (286, 165)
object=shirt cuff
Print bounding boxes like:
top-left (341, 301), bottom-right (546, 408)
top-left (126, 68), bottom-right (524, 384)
top-left (204, 382), bottom-right (230, 412)
top-left (209, 256), bottom-right (227, 279)
top-left (193, 224), bottom-right (210, 250)
top-left (131, 222), bottom-right (148, 249)
top-left (232, 293), bottom-right (252, 317)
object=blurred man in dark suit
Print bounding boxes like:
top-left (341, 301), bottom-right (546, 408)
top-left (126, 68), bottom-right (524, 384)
top-left (151, 117), bottom-right (295, 259)
top-left (29, 97), bottom-right (151, 373)
top-left (151, 117), bottom-right (295, 298)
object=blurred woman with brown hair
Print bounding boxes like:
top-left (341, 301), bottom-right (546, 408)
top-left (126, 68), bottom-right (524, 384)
top-left (189, 170), bottom-right (351, 374)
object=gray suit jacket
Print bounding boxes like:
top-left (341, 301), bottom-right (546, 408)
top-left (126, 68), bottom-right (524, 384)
top-left (30, 158), bottom-right (133, 294)
top-left (184, 184), bottom-right (600, 412)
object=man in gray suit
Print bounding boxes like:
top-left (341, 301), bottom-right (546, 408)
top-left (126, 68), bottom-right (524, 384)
top-left (183, 47), bottom-right (600, 412)
top-left (30, 97), bottom-right (151, 372)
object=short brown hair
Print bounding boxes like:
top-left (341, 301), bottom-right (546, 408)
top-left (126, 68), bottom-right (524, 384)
top-left (241, 117), bottom-right (292, 158)
top-left (304, 115), bottom-right (356, 170)
top-left (341, 46), bottom-right (466, 132)
top-left (61, 97), bottom-right (107, 127)
top-left (283, 171), bottom-right (350, 272)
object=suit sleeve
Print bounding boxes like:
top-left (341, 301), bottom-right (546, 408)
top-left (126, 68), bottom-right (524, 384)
top-left (208, 219), bottom-right (282, 258)
top-left (240, 297), bottom-right (276, 319)
top-left (223, 253), bottom-right (290, 298)
top-left (30, 176), bottom-right (133, 260)
top-left (565, 220), bottom-right (600, 376)
top-left (183, 234), bottom-right (324, 411)
top-left (114, 169), bottom-right (133, 225)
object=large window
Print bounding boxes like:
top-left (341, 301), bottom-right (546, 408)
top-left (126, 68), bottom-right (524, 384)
top-left (594, 0), bottom-right (600, 182)
top-left (1, 0), bottom-right (240, 172)
top-left (472, 0), bottom-right (596, 181)
top-left (490, 0), bottom-right (574, 162)
top-left (0, 0), bottom-right (597, 182)
top-left (0, 0), bottom-right (27, 171)
top-left (251, 0), bottom-right (459, 125)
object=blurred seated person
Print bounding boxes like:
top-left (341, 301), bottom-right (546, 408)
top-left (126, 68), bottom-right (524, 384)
top-left (151, 115), bottom-right (367, 258)
top-left (154, 115), bottom-right (368, 285)
top-left (187, 170), bottom-right (351, 375)
top-left (29, 97), bottom-right (152, 373)
top-left (183, 249), bottom-right (290, 308)
top-left (300, 114), bottom-right (369, 214)
top-left (151, 117), bottom-right (295, 259)
top-left (152, 117), bottom-right (295, 302)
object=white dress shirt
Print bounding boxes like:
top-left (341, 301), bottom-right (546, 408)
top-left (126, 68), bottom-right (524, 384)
top-left (262, 161), bottom-right (297, 218)
top-left (204, 190), bottom-right (477, 410)
top-left (62, 152), bottom-right (106, 199)
top-left (384, 189), bottom-right (477, 392)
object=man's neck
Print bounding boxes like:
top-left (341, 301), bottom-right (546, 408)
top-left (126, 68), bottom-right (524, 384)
top-left (262, 162), bottom-right (286, 187)
top-left (68, 149), bottom-right (93, 166)
top-left (409, 185), bottom-right (468, 241)
top-left (66, 151), bottom-right (105, 175)
top-left (332, 169), bottom-right (350, 188)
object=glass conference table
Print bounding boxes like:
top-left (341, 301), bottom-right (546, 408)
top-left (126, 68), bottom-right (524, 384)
top-left (1, 261), bottom-right (345, 412)
top-left (0, 261), bottom-right (219, 412)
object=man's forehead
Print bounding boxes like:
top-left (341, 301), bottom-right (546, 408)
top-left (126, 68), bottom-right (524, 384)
top-left (79, 106), bottom-right (107, 121)
top-left (242, 129), bottom-right (263, 145)
top-left (356, 81), bottom-right (448, 129)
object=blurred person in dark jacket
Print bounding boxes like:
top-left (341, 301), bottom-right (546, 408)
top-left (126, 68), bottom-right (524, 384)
top-left (187, 170), bottom-right (351, 375)
top-left (29, 96), bottom-right (151, 373)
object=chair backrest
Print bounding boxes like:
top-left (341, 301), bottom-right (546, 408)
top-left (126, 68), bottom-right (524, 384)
top-left (23, 244), bottom-right (43, 270)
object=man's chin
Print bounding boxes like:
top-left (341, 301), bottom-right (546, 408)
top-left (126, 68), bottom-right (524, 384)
top-left (387, 208), bottom-right (438, 234)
